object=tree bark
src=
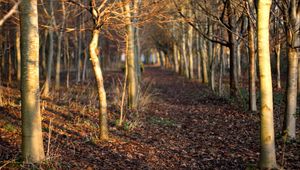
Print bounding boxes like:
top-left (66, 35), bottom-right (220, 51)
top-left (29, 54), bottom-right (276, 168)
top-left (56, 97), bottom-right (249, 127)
top-left (19, 0), bottom-right (45, 163)
top-left (257, 0), bottom-right (277, 168)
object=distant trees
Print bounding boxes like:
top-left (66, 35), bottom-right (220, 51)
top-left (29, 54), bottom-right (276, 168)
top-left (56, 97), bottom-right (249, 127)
top-left (19, 0), bottom-right (45, 163)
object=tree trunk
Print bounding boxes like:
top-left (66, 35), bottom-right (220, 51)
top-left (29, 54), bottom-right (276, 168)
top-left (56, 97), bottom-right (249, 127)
top-left (275, 44), bottom-right (281, 89)
top-left (125, 3), bottom-right (138, 109)
top-left (55, 34), bottom-right (63, 90)
top-left (200, 37), bottom-right (208, 83)
top-left (19, 0), bottom-right (45, 163)
top-left (218, 45), bottom-right (224, 95)
top-left (188, 23), bottom-right (194, 79)
top-left (76, 17), bottom-right (83, 83)
top-left (173, 43), bottom-right (179, 73)
top-left (248, 16), bottom-right (257, 111)
top-left (55, 2), bottom-right (65, 90)
top-left (196, 33), bottom-right (202, 82)
top-left (182, 25), bottom-right (189, 78)
top-left (228, 1), bottom-right (239, 97)
top-left (65, 36), bottom-right (70, 89)
top-left (210, 44), bottom-right (218, 92)
top-left (283, 0), bottom-right (299, 140)
top-left (41, 30), bottom-right (48, 79)
top-left (257, 0), bottom-right (277, 168)
top-left (42, 1), bottom-right (54, 97)
top-left (89, 30), bottom-right (108, 140)
top-left (16, 29), bottom-right (21, 84)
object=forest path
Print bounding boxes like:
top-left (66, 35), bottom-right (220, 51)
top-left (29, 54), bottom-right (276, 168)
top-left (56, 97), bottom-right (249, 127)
top-left (134, 66), bottom-right (260, 169)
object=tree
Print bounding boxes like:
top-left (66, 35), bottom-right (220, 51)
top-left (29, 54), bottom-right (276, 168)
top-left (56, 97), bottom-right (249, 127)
top-left (19, 0), bottom-right (45, 163)
top-left (282, 0), bottom-right (300, 140)
top-left (88, 0), bottom-right (109, 140)
top-left (247, 0), bottom-right (257, 112)
top-left (124, 1), bottom-right (139, 110)
top-left (257, 0), bottom-right (277, 168)
top-left (42, 0), bottom-right (55, 97)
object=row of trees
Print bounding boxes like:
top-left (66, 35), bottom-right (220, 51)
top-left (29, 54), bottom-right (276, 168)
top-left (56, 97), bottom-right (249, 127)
top-left (0, 0), bottom-right (299, 169)
top-left (142, 0), bottom-right (299, 169)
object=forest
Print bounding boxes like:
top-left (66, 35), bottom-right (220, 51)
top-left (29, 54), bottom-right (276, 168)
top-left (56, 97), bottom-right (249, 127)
top-left (0, 0), bottom-right (299, 169)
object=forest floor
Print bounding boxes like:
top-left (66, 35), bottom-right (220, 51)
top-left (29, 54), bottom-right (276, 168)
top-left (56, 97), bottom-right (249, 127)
top-left (0, 65), bottom-right (299, 169)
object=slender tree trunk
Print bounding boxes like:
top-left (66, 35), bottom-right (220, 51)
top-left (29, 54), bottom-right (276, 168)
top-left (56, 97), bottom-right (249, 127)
top-left (76, 18), bottom-right (83, 83)
top-left (41, 30), bottom-right (48, 79)
top-left (65, 36), bottom-right (70, 89)
top-left (228, 1), bottom-right (239, 97)
top-left (218, 45), bottom-right (224, 95)
top-left (42, 1), bottom-right (54, 97)
top-left (55, 2), bottom-right (65, 90)
top-left (89, 30), bottom-right (108, 140)
top-left (16, 29), bottom-right (21, 83)
top-left (55, 34), bottom-right (63, 90)
top-left (257, 0), bottom-right (277, 168)
top-left (125, 3), bottom-right (138, 109)
top-left (237, 43), bottom-right (241, 78)
top-left (248, 15), bottom-right (257, 111)
top-left (173, 43), bottom-right (179, 73)
top-left (188, 23), bottom-right (194, 79)
top-left (283, 0), bottom-right (299, 140)
top-left (82, 49), bottom-right (88, 81)
top-left (182, 26), bottom-right (189, 78)
top-left (19, 0), bottom-right (45, 163)
top-left (275, 44), bottom-right (281, 89)
top-left (196, 33), bottom-right (202, 82)
top-left (200, 37), bottom-right (208, 83)
top-left (8, 39), bottom-right (12, 85)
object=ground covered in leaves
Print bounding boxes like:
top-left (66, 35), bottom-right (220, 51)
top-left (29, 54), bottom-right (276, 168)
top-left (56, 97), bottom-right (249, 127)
top-left (0, 66), bottom-right (299, 169)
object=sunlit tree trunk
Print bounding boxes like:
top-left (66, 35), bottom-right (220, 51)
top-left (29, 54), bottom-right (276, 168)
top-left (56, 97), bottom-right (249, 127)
top-left (248, 6), bottom-right (257, 111)
top-left (19, 0), bottom-right (45, 163)
top-left (125, 2), bottom-right (138, 109)
top-left (187, 15), bottom-right (193, 79)
top-left (16, 29), bottom-right (21, 84)
top-left (257, 0), bottom-right (277, 168)
top-left (200, 37), bottom-right (208, 83)
top-left (89, 30), bottom-right (108, 140)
